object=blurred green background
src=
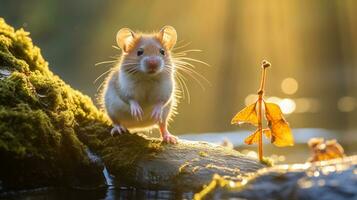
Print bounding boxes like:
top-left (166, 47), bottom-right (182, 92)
top-left (1, 0), bottom-right (357, 137)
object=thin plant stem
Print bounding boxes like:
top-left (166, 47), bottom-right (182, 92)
top-left (257, 60), bottom-right (270, 162)
top-left (257, 95), bottom-right (263, 161)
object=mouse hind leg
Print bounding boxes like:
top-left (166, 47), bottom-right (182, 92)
top-left (159, 121), bottom-right (177, 144)
top-left (158, 103), bottom-right (178, 144)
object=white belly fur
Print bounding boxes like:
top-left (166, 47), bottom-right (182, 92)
top-left (104, 70), bottom-right (174, 130)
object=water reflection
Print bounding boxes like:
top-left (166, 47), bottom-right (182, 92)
top-left (2, 187), bottom-right (194, 200)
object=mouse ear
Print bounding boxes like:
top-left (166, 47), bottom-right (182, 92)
top-left (159, 26), bottom-right (177, 50)
top-left (116, 28), bottom-right (136, 52)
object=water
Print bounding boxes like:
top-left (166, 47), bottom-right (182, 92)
top-left (181, 128), bottom-right (356, 163)
top-left (180, 128), bottom-right (340, 147)
top-left (85, 149), bottom-right (114, 188)
top-left (1, 187), bottom-right (194, 200)
top-left (103, 167), bottom-right (114, 187)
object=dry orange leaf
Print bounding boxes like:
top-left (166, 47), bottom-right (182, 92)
top-left (265, 102), bottom-right (294, 147)
top-left (268, 120), bottom-right (294, 147)
top-left (232, 101), bottom-right (294, 147)
top-left (264, 102), bottom-right (284, 121)
top-left (231, 103), bottom-right (258, 126)
top-left (262, 128), bottom-right (272, 138)
top-left (244, 129), bottom-right (260, 145)
top-left (230, 60), bottom-right (294, 161)
top-left (244, 128), bottom-right (272, 145)
top-left (308, 138), bottom-right (345, 162)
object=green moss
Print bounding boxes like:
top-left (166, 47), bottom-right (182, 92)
top-left (178, 162), bottom-right (190, 174)
top-left (0, 18), bottom-right (111, 190)
top-left (260, 156), bottom-right (274, 167)
top-left (100, 133), bottom-right (163, 182)
top-left (199, 151), bottom-right (208, 157)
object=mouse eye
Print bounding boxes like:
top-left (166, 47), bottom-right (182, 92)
top-left (137, 48), bottom-right (144, 56)
top-left (159, 48), bottom-right (165, 56)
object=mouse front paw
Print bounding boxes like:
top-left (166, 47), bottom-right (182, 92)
top-left (129, 100), bottom-right (143, 121)
top-left (151, 104), bottom-right (163, 122)
top-left (110, 124), bottom-right (128, 136)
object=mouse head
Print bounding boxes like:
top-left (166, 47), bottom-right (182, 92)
top-left (116, 26), bottom-right (177, 75)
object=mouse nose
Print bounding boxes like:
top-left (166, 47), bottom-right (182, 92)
top-left (146, 57), bottom-right (160, 73)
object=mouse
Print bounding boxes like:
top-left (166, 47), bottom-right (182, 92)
top-left (102, 26), bottom-right (179, 144)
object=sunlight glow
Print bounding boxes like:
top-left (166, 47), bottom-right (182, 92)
top-left (281, 77), bottom-right (298, 95)
top-left (266, 96), bottom-right (296, 114)
top-left (295, 98), bottom-right (311, 113)
top-left (244, 94), bottom-right (258, 106)
top-left (266, 96), bottom-right (282, 104)
top-left (246, 151), bottom-right (258, 159)
top-left (279, 98), bottom-right (296, 114)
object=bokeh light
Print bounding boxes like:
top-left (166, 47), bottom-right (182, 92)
top-left (281, 77), bottom-right (298, 95)
top-left (266, 96), bottom-right (282, 104)
top-left (337, 96), bottom-right (356, 112)
top-left (295, 98), bottom-right (312, 113)
top-left (279, 98), bottom-right (296, 114)
top-left (245, 94), bottom-right (258, 106)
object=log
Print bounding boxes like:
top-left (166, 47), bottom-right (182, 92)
top-left (91, 133), bottom-right (265, 190)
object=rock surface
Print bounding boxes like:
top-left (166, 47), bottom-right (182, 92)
top-left (215, 156), bottom-right (357, 200)
top-left (105, 135), bottom-right (265, 190)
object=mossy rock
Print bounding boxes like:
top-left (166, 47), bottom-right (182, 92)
top-left (0, 17), bottom-right (111, 190)
top-left (125, 139), bottom-right (265, 190)
top-left (0, 18), bottom-right (266, 192)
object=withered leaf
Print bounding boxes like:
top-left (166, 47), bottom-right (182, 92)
top-left (265, 102), bottom-right (294, 147)
top-left (264, 102), bottom-right (284, 121)
top-left (263, 128), bottom-right (272, 138)
top-left (308, 138), bottom-right (345, 162)
top-left (231, 103), bottom-right (258, 126)
top-left (244, 129), bottom-right (260, 145)
top-left (244, 128), bottom-right (272, 145)
top-left (269, 120), bottom-right (294, 147)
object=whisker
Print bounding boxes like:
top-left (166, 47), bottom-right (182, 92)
top-left (121, 62), bottom-right (139, 65)
top-left (95, 60), bottom-right (117, 66)
top-left (173, 57), bottom-right (210, 67)
top-left (123, 58), bottom-right (139, 61)
top-left (175, 71), bottom-right (191, 103)
top-left (173, 73), bottom-right (186, 100)
top-left (174, 64), bottom-right (209, 80)
top-left (120, 63), bottom-right (139, 67)
top-left (112, 45), bottom-right (121, 51)
top-left (172, 59), bottom-right (196, 68)
top-left (175, 66), bottom-right (206, 90)
top-left (165, 65), bottom-right (192, 103)
top-left (125, 66), bottom-right (139, 76)
top-left (109, 56), bottom-right (120, 60)
top-left (172, 49), bottom-right (202, 57)
top-left (94, 62), bottom-right (138, 91)
top-left (94, 69), bottom-right (113, 84)
top-left (96, 77), bottom-right (109, 92)
top-left (177, 49), bottom-right (202, 53)
top-left (173, 41), bottom-right (191, 51)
